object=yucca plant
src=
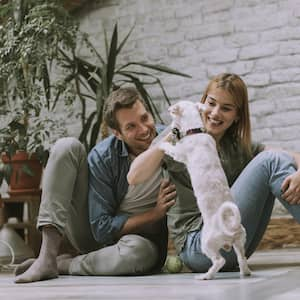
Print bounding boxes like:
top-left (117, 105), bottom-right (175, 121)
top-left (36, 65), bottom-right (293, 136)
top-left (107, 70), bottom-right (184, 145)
top-left (61, 23), bottom-right (191, 151)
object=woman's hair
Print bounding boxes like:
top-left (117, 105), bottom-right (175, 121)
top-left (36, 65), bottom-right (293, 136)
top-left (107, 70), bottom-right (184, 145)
top-left (104, 86), bottom-right (148, 131)
top-left (200, 73), bottom-right (251, 156)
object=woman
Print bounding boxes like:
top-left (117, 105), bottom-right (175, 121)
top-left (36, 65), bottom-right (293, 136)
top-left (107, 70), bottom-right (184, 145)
top-left (127, 73), bottom-right (300, 272)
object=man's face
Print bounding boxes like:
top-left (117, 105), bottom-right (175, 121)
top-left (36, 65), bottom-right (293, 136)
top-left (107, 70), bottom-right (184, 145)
top-left (113, 100), bottom-right (156, 156)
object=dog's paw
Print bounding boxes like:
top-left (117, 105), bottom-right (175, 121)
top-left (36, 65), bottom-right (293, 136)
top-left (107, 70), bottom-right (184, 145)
top-left (240, 265), bottom-right (251, 277)
top-left (194, 272), bottom-right (214, 280)
top-left (158, 141), bottom-right (169, 152)
top-left (159, 142), bottom-right (175, 157)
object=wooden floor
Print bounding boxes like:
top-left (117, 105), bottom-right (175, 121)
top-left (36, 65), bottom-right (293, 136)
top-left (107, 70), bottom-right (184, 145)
top-left (1, 248), bottom-right (300, 300)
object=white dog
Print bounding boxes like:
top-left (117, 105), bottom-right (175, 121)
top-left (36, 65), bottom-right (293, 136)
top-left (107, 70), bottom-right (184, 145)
top-left (159, 100), bottom-right (251, 280)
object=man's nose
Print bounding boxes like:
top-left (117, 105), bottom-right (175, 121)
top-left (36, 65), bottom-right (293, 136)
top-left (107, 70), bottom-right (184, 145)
top-left (138, 123), bottom-right (148, 133)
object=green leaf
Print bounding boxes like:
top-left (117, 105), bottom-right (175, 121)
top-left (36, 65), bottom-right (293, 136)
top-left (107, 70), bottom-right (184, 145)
top-left (116, 23), bottom-right (135, 55)
top-left (84, 35), bottom-right (105, 65)
top-left (76, 58), bottom-right (100, 94)
top-left (21, 163), bottom-right (35, 177)
top-left (119, 70), bottom-right (171, 106)
top-left (4, 164), bottom-right (12, 184)
top-left (78, 110), bottom-right (97, 144)
top-left (119, 72), bottom-right (157, 121)
top-left (89, 115), bottom-right (102, 151)
top-left (103, 26), bottom-right (109, 58)
top-left (106, 23), bottom-right (118, 92)
top-left (124, 62), bottom-right (192, 78)
top-left (42, 62), bottom-right (51, 109)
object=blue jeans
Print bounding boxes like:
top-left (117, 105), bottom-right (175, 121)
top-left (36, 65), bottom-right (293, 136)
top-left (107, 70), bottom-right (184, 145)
top-left (180, 151), bottom-right (300, 272)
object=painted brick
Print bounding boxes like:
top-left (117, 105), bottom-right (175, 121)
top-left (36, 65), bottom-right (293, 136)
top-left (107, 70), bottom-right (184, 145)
top-left (235, 11), bottom-right (289, 32)
top-left (249, 99), bottom-right (276, 117)
top-left (225, 32), bottom-right (259, 48)
top-left (254, 55), bottom-right (300, 72)
top-left (239, 44), bottom-right (278, 60)
top-left (261, 27), bottom-right (300, 42)
top-left (186, 22), bottom-right (234, 40)
top-left (252, 128), bottom-right (273, 141)
top-left (201, 0), bottom-right (234, 13)
top-left (279, 41), bottom-right (300, 55)
top-left (244, 73), bottom-right (270, 87)
top-left (228, 61), bottom-right (254, 75)
top-left (271, 68), bottom-right (300, 83)
top-left (203, 48), bottom-right (239, 63)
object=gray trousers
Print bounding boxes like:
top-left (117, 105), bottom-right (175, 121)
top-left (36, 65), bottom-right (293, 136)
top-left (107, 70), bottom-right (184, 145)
top-left (37, 137), bottom-right (159, 275)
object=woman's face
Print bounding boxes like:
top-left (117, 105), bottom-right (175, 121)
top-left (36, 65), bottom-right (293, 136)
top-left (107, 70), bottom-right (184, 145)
top-left (202, 83), bottom-right (239, 143)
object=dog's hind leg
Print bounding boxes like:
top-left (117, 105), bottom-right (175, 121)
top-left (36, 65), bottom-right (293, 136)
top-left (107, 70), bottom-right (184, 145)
top-left (233, 235), bottom-right (251, 277)
top-left (194, 252), bottom-right (225, 280)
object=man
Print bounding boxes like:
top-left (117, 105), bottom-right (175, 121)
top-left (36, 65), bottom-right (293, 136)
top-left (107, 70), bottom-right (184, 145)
top-left (14, 87), bottom-right (176, 283)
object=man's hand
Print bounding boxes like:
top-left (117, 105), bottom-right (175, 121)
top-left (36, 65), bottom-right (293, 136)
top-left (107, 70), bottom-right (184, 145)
top-left (152, 179), bottom-right (176, 219)
top-left (119, 179), bottom-right (176, 237)
top-left (281, 170), bottom-right (300, 204)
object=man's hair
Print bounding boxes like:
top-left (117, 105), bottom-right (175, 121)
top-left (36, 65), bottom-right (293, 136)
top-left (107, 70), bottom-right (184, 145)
top-left (104, 87), bottom-right (149, 131)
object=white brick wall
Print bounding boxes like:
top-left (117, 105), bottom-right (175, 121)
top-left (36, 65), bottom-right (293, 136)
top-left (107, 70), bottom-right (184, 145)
top-left (73, 0), bottom-right (300, 153)
top-left (71, 0), bottom-right (300, 215)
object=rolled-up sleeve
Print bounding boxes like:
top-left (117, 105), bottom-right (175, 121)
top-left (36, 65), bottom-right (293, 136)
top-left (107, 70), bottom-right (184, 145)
top-left (88, 151), bottom-right (129, 245)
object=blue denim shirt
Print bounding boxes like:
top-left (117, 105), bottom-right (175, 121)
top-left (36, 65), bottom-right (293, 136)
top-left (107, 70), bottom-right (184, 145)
top-left (87, 125), bottom-right (165, 246)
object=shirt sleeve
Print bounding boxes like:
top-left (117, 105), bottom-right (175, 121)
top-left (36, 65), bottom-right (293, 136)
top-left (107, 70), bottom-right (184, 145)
top-left (87, 151), bottom-right (129, 246)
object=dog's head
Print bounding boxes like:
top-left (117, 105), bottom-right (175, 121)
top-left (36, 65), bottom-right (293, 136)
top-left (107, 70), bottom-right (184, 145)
top-left (168, 101), bottom-right (206, 131)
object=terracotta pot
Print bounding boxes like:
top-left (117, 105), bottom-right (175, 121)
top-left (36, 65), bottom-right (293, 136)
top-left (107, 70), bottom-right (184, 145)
top-left (1, 151), bottom-right (43, 195)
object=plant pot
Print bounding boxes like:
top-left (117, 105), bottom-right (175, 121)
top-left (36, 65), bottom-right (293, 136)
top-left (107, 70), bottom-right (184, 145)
top-left (1, 151), bottom-right (43, 195)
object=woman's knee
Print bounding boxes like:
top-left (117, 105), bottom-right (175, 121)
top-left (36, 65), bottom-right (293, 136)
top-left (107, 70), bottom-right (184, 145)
top-left (180, 251), bottom-right (211, 273)
top-left (254, 150), bottom-right (295, 167)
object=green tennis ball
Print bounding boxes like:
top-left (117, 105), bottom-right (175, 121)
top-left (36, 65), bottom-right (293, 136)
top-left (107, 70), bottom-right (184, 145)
top-left (165, 255), bottom-right (183, 273)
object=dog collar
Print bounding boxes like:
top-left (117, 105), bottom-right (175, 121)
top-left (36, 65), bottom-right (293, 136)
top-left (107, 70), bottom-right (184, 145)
top-left (171, 127), bottom-right (205, 144)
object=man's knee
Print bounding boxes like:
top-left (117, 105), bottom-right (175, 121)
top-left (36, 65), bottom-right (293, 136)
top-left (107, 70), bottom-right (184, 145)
top-left (50, 137), bottom-right (86, 163)
top-left (118, 235), bottom-right (158, 273)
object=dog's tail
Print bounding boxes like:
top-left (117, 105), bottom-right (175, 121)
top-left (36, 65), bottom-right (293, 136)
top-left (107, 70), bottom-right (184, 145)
top-left (217, 202), bottom-right (241, 236)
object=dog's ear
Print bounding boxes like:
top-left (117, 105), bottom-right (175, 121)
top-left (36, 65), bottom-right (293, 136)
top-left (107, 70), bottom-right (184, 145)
top-left (168, 104), bottom-right (182, 116)
top-left (196, 103), bottom-right (207, 112)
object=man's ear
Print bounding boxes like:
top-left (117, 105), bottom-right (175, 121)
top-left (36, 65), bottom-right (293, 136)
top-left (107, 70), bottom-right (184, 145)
top-left (112, 129), bottom-right (123, 141)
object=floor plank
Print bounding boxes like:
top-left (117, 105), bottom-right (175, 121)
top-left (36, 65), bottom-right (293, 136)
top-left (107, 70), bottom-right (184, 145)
top-left (1, 248), bottom-right (300, 300)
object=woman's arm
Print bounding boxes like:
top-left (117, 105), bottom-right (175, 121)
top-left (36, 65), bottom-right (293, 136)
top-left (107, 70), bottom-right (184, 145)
top-left (281, 150), bottom-right (300, 204)
top-left (127, 145), bottom-right (165, 185)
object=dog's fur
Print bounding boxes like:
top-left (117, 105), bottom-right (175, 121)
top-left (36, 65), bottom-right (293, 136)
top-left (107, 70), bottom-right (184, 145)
top-left (159, 100), bottom-right (251, 280)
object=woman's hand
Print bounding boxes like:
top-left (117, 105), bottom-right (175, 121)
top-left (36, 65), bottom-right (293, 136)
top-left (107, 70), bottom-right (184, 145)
top-left (281, 170), bottom-right (300, 204)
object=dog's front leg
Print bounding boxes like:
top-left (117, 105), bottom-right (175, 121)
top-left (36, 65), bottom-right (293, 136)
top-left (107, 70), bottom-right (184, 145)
top-left (159, 142), bottom-right (178, 160)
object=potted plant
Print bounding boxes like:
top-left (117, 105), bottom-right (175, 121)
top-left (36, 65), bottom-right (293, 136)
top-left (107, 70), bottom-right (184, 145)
top-left (0, 109), bottom-right (67, 194)
top-left (0, 0), bottom-right (77, 194)
top-left (61, 23), bottom-right (192, 151)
